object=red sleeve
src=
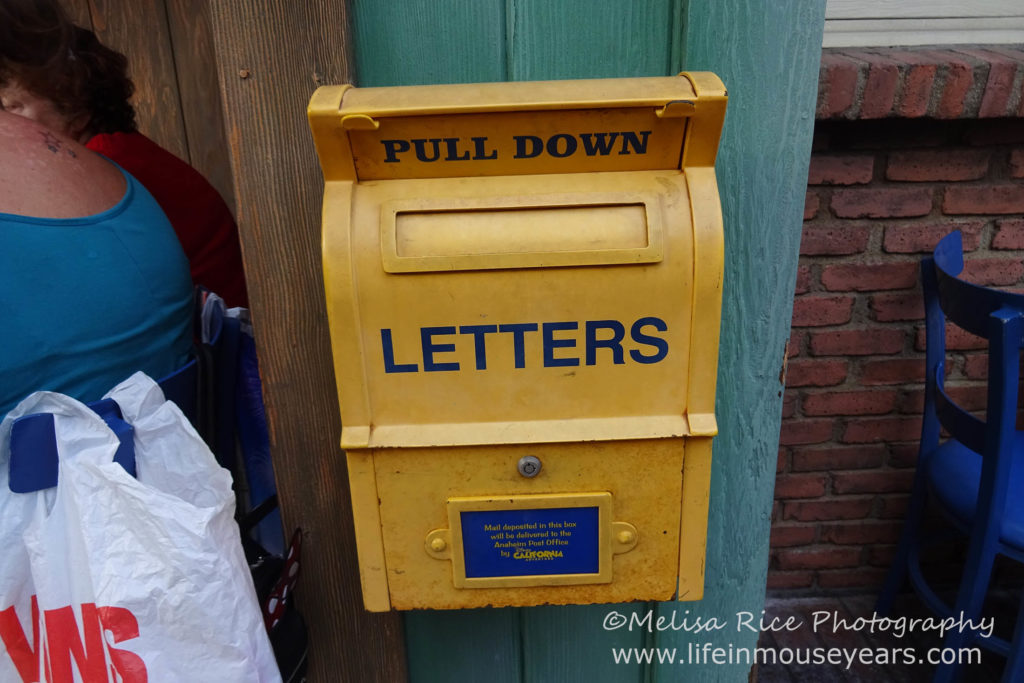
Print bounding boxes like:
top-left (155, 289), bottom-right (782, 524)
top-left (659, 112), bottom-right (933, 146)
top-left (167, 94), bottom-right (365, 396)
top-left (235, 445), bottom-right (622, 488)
top-left (87, 132), bottom-right (249, 308)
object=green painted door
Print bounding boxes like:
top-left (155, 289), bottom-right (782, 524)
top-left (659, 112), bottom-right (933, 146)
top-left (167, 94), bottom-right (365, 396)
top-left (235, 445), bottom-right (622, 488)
top-left (352, 2), bottom-right (825, 680)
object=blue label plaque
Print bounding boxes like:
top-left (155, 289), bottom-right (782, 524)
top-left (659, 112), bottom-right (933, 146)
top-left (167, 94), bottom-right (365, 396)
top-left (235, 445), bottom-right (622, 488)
top-left (460, 506), bottom-right (600, 578)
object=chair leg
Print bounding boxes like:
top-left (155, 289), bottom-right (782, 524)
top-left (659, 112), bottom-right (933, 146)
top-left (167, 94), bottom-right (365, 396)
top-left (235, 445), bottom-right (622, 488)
top-left (930, 533), bottom-right (999, 683)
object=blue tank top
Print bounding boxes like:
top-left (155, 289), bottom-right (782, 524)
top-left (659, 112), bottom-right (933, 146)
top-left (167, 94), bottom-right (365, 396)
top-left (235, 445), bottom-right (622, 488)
top-left (0, 166), bottom-right (193, 416)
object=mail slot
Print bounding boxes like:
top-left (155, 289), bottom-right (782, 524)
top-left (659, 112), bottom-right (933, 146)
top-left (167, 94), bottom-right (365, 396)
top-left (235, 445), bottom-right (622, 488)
top-left (308, 74), bottom-right (727, 611)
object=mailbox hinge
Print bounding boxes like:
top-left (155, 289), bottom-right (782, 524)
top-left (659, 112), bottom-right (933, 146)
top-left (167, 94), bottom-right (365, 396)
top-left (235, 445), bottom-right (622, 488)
top-left (341, 113), bottom-right (380, 130)
top-left (656, 100), bottom-right (696, 117)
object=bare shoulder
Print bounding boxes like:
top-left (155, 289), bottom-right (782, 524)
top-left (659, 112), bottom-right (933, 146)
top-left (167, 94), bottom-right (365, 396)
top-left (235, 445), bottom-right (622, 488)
top-left (0, 111), bottom-right (126, 219)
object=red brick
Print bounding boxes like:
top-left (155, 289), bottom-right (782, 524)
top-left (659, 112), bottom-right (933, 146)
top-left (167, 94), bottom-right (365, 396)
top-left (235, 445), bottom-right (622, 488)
top-left (914, 324), bottom-right (986, 351)
top-left (899, 384), bottom-right (988, 415)
top-left (810, 328), bottom-right (905, 356)
top-left (927, 51), bottom-right (976, 119)
top-left (878, 494), bottom-right (911, 519)
top-left (805, 191), bottom-right (820, 220)
top-left (886, 149), bottom-right (990, 182)
top-left (777, 447), bottom-right (788, 474)
top-left (941, 382), bottom-right (989, 410)
top-left (818, 53), bottom-right (863, 118)
top-left (954, 48), bottom-right (1018, 118)
top-left (992, 218), bottom-right (1024, 250)
top-left (868, 545), bottom-right (898, 567)
top-left (844, 50), bottom-right (900, 119)
top-left (860, 358), bottom-right (926, 385)
top-left (766, 571), bottom-right (815, 590)
top-left (788, 333), bottom-right (805, 361)
top-left (817, 568), bottom-right (888, 589)
top-left (820, 521), bottom-right (904, 545)
top-left (794, 265), bottom-right (813, 295)
top-left (1011, 149), bottom-right (1024, 179)
top-left (841, 416), bottom-right (922, 443)
top-left (803, 389), bottom-right (898, 417)
top-left (889, 444), bottom-right (919, 469)
top-left (785, 359), bottom-right (848, 388)
top-left (960, 258), bottom-right (1024, 286)
top-left (774, 473), bottom-right (828, 499)
top-left (870, 292), bottom-right (924, 322)
top-left (781, 391), bottom-right (797, 418)
top-left (963, 353), bottom-right (989, 380)
top-left (800, 224), bottom-right (871, 256)
top-left (775, 546), bottom-right (862, 571)
top-left (820, 262), bottom-right (918, 292)
top-left (887, 51), bottom-right (940, 118)
top-left (778, 419), bottom-right (834, 446)
top-left (791, 445), bottom-right (886, 472)
top-left (832, 469), bottom-right (915, 494)
top-left (782, 497), bottom-right (874, 522)
top-left (943, 184), bottom-right (1024, 215)
top-left (791, 295), bottom-right (855, 327)
top-left (770, 524), bottom-right (819, 548)
top-left (832, 188), bottom-right (933, 219)
top-left (883, 221), bottom-right (985, 253)
top-left (807, 154), bottom-right (874, 185)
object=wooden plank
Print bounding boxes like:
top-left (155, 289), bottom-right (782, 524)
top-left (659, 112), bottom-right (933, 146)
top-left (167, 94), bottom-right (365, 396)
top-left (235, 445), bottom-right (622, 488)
top-left (507, 0), bottom-right (678, 80)
top-left (163, 0), bottom-right (236, 213)
top-left (352, 4), bottom-right (516, 681)
top-left (352, 2), bottom-right (824, 682)
top-left (650, 2), bottom-right (826, 680)
top-left (352, 0), bottom-right (506, 86)
top-left (498, 6), bottom-right (677, 679)
top-left (406, 609), bottom-right (523, 683)
top-left (86, 0), bottom-right (190, 162)
top-left (522, 604), bottom-right (650, 683)
top-left (205, 3), bottom-right (408, 682)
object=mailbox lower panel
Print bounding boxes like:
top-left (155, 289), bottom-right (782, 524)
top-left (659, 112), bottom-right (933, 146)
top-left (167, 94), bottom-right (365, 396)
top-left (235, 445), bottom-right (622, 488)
top-left (353, 437), bottom-right (704, 611)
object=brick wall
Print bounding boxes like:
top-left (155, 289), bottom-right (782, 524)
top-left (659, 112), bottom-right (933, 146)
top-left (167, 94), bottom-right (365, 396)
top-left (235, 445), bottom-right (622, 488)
top-left (769, 46), bottom-right (1024, 593)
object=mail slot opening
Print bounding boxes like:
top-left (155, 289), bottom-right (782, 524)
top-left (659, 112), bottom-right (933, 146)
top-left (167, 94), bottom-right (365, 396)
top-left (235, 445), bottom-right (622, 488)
top-left (381, 195), bottom-right (665, 273)
top-left (394, 204), bottom-right (648, 258)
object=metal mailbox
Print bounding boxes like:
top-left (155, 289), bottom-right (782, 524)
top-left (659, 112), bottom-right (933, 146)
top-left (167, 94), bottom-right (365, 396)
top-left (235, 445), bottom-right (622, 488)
top-left (308, 74), bottom-right (727, 611)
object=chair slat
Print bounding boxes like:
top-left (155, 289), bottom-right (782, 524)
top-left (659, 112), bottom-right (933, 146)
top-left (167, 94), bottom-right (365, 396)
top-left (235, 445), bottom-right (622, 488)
top-left (933, 370), bottom-right (986, 455)
top-left (934, 231), bottom-right (1024, 340)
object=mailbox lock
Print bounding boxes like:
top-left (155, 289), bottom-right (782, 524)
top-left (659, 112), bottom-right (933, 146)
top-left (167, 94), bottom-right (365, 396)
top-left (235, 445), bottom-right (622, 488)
top-left (517, 455), bottom-right (542, 478)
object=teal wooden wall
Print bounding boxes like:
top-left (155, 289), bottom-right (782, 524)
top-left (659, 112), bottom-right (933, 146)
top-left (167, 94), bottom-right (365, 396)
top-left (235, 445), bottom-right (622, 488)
top-left (353, 1), bottom-right (825, 680)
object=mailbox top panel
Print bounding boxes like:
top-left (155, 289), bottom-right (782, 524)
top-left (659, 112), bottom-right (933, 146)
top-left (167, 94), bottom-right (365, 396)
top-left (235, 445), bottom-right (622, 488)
top-left (309, 73), bottom-right (726, 181)
top-left (337, 76), bottom-right (698, 118)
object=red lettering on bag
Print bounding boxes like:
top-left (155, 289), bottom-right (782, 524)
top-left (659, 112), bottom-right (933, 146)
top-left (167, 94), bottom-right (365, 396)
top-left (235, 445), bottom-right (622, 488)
top-left (0, 595), bottom-right (41, 682)
top-left (97, 607), bottom-right (147, 682)
top-left (2, 598), bottom-right (148, 683)
top-left (44, 604), bottom-right (107, 682)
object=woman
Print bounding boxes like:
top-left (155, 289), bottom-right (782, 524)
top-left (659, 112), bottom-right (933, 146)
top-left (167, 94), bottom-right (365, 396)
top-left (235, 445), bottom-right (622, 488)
top-left (0, 0), bottom-right (193, 415)
top-left (0, 20), bottom-right (249, 308)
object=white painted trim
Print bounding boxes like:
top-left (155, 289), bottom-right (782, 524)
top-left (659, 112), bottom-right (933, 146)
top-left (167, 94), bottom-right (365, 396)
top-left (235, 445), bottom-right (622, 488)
top-left (824, 0), bottom-right (1024, 46)
top-left (827, 0), bottom-right (1023, 20)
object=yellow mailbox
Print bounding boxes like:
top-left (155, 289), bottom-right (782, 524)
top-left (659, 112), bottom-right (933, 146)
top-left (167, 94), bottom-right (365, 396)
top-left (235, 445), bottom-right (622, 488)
top-left (308, 74), bottom-right (726, 611)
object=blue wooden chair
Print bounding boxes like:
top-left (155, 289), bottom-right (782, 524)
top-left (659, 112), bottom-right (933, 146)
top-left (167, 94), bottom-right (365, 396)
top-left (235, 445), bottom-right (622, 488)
top-left (876, 230), bottom-right (1024, 682)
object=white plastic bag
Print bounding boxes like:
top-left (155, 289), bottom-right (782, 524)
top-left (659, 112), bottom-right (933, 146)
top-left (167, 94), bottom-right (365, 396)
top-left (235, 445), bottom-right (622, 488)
top-left (0, 373), bottom-right (281, 682)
